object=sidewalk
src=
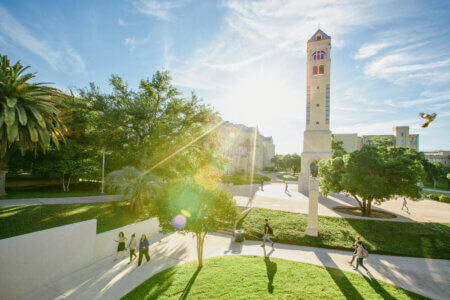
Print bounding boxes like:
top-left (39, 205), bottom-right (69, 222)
top-left (233, 183), bottom-right (450, 223)
top-left (22, 233), bottom-right (450, 300)
top-left (0, 195), bottom-right (122, 206)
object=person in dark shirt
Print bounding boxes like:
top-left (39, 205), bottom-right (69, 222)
top-left (138, 234), bottom-right (151, 266)
top-left (260, 219), bottom-right (274, 248)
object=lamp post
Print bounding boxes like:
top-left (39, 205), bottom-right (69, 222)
top-left (101, 149), bottom-right (105, 194)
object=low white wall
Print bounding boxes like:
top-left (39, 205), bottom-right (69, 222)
top-left (94, 217), bottom-right (162, 262)
top-left (0, 220), bottom-right (97, 300)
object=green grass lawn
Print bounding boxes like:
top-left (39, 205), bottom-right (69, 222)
top-left (0, 201), bottom-right (152, 239)
top-left (276, 173), bottom-right (298, 181)
top-left (123, 256), bottom-right (426, 300)
top-left (240, 208), bottom-right (450, 259)
top-left (423, 180), bottom-right (449, 191)
top-left (2, 189), bottom-right (109, 199)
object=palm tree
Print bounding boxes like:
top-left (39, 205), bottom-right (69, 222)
top-left (107, 166), bottom-right (162, 211)
top-left (0, 54), bottom-right (65, 196)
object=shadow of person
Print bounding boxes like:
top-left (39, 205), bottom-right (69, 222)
top-left (264, 256), bottom-right (277, 294)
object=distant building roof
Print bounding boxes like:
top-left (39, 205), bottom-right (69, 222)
top-left (308, 29), bottom-right (331, 42)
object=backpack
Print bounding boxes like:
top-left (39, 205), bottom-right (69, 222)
top-left (267, 225), bottom-right (273, 235)
top-left (362, 247), bottom-right (369, 259)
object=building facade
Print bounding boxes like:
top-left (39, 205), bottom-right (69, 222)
top-left (299, 29), bottom-right (333, 193)
top-left (334, 126), bottom-right (419, 153)
top-left (219, 122), bottom-right (275, 175)
top-left (424, 151), bottom-right (450, 167)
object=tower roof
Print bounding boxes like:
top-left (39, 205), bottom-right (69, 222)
top-left (308, 29), bottom-right (331, 42)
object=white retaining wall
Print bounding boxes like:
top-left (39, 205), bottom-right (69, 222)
top-left (0, 217), bottom-right (161, 300)
top-left (0, 220), bottom-right (97, 300)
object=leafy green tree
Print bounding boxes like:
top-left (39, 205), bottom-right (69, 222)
top-left (0, 54), bottom-right (64, 196)
top-left (107, 167), bottom-right (162, 211)
top-left (153, 179), bottom-right (238, 267)
top-left (331, 135), bottom-right (347, 158)
top-left (81, 71), bottom-right (225, 179)
top-left (319, 146), bottom-right (424, 216)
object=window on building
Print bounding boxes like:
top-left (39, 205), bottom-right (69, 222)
top-left (313, 66), bottom-right (318, 75)
top-left (316, 34), bottom-right (322, 40)
top-left (316, 121), bottom-right (319, 124)
top-left (312, 51), bottom-right (326, 61)
top-left (316, 104), bottom-right (319, 107)
top-left (319, 65), bottom-right (324, 74)
top-left (401, 132), bottom-right (404, 137)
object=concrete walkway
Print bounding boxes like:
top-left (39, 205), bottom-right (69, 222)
top-left (0, 195), bottom-right (122, 206)
top-left (22, 233), bottom-right (450, 300)
top-left (233, 183), bottom-right (450, 223)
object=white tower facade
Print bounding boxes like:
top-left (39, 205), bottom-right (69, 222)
top-left (299, 29), bottom-right (332, 193)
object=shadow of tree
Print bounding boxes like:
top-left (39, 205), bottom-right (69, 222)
top-left (315, 251), bottom-right (364, 299)
top-left (179, 267), bottom-right (202, 300)
top-left (361, 274), bottom-right (396, 299)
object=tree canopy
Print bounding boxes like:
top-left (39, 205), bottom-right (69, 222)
top-left (319, 146), bottom-right (424, 216)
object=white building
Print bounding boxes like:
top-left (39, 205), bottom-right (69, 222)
top-left (219, 122), bottom-right (275, 175)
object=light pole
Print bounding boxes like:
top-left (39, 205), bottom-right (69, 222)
top-left (101, 149), bottom-right (105, 193)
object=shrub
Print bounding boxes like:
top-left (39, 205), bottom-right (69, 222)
top-left (427, 193), bottom-right (440, 201)
top-left (439, 194), bottom-right (450, 203)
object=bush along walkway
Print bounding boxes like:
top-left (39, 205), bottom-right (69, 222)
top-left (22, 233), bottom-right (450, 300)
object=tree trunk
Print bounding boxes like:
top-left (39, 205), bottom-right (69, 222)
top-left (66, 174), bottom-right (72, 192)
top-left (362, 200), bottom-right (367, 216)
top-left (62, 173), bottom-right (66, 192)
top-left (351, 193), bottom-right (364, 215)
top-left (367, 200), bottom-right (372, 216)
top-left (196, 232), bottom-right (206, 267)
top-left (0, 153), bottom-right (10, 197)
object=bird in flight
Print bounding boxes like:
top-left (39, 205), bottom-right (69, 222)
top-left (419, 113), bottom-right (437, 128)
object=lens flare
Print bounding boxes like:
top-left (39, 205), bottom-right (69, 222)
top-left (181, 209), bottom-right (191, 217)
top-left (194, 165), bottom-right (222, 191)
top-left (171, 214), bottom-right (186, 229)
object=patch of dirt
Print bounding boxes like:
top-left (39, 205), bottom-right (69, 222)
top-left (333, 206), bottom-right (397, 219)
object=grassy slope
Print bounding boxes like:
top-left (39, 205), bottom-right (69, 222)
top-left (123, 256), bottom-right (426, 300)
top-left (2, 189), bottom-right (108, 199)
top-left (0, 201), bottom-right (152, 239)
top-left (240, 208), bottom-right (450, 259)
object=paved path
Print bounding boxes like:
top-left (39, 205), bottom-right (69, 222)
top-left (22, 233), bottom-right (450, 300)
top-left (0, 195), bottom-right (122, 206)
top-left (233, 183), bottom-right (450, 223)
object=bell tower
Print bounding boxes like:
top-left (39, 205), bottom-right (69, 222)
top-left (298, 29), bottom-right (332, 193)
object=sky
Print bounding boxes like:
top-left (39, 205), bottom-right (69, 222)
top-left (1, 0), bottom-right (449, 154)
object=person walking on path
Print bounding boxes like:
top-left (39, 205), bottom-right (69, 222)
top-left (114, 232), bottom-right (127, 261)
top-left (260, 219), bottom-right (274, 248)
top-left (353, 240), bottom-right (370, 275)
top-left (401, 197), bottom-right (409, 213)
top-left (348, 236), bottom-right (360, 265)
top-left (284, 182), bottom-right (289, 193)
top-left (128, 233), bottom-right (138, 264)
top-left (260, 178), bottom-right (264, 191)
top-left (138, 234), bottom-right (151, 266)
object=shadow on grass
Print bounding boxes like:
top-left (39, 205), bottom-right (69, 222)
top-left (361, 275), bottom-right (397, 300)
top-left (179, 267), bottom-right (202, 300)
top-left (315, 251), bottom-right (364, 300)
top-left (264, 256), bottom-right (277, 293)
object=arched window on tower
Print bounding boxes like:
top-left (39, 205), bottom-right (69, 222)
top-left (313, 66), bottom-right (318, 75)
top-left (316, 34), bottom-right (322, 40)
top-left (319, 65), bottom-right (324, 74)
top-left (312, 51), bottom-right (326, 61)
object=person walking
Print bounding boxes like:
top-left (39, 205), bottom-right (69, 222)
top-left (353, 240), bottom-right (370, 275)
top-left (128, 233), bottom-right (138, 264)
top-left (260, 219), bottom-right (274, 248)
top-left (348, 236), bottom-right (360, 265)
top-left (138, 234), bottom-right (151, 266)
top-left (401, 197), bottom-right (409, 213)
top-left (284, 181), bottom-right (288, 193)
top-left (114, 232), bottom-right (127, 261)
top-left (260, 178), bottom-right (264, 191)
